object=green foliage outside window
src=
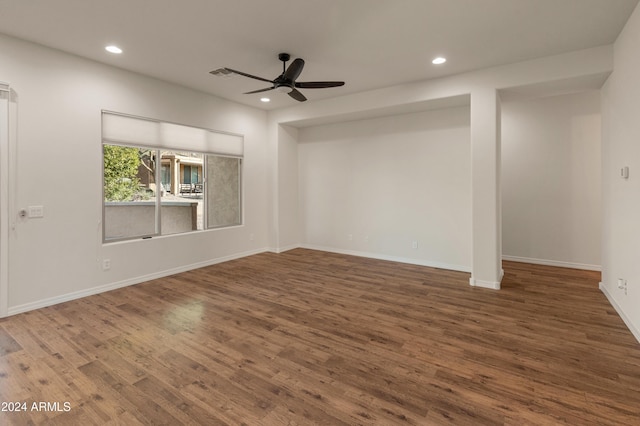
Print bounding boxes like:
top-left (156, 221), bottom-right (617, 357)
top-left (103, 145), bottom-right (141, 201)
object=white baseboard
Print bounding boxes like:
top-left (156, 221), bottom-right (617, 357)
top-left (502, 255), bottom-right (601, 272)
top-left (469, 277), bottom-right (501, 290)
top-left (270, 243), bottom-right (301, 254)
top-left (7, 247), bottom-right (270, 316)
top-left (299, 244), bottom-right (471, 273)
top-left (599, 282), bottom-right (640, 344)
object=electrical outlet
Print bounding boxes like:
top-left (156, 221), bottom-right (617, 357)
top-left (412, 241), bottom-right (418, 249)
top-left (348, 234), bottom-right (353, 241)
top-left (102, 259), bottom-right (111, 271)
top-left (364, 235), bottom-right (369, 243)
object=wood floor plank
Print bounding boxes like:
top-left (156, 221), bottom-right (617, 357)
top-left (1, 249), bottom-right (639, 425)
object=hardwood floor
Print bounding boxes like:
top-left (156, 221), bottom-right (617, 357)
top-left (1, 249), bottom-right (639, 425)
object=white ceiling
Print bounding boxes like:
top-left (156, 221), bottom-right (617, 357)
top-left (0, 0), bottom-right (637, 110)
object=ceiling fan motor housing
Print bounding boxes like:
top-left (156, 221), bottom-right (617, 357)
top-left (217, 52), bottom-right (344, 102)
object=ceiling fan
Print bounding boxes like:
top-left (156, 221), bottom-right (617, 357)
top-left (214, 53), bottom-right (345, 102)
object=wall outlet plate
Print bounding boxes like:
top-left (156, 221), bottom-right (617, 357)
top-left (28, 205), bottom-right (44, 218)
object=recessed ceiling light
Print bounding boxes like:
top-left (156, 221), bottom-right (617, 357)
top-left (260, 97), bottom-right (270, 103)
top-left (105, 45), bottom-right (123, 54)
top-left (432, 57), bottom-right (446, 65)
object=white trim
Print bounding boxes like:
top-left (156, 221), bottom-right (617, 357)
top-left (599, 282), bottom-right (640, 344)
top-left (7, 247), bottom-right (269, 316)
top-left (300, 244), bottom-right (471, 273)
top-left (469, 277), bottom-right (501, 290)
top-left (270, 243), bottom-right (301, 254)
top-left (502, 255), bottom-right (601, 271)
top-left (0, 86), bottom-right (9, 317)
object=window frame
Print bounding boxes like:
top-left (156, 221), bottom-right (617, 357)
top-left (101, 111), bottom-right (244, 244)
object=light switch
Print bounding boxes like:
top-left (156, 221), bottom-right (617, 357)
top-left (28, 205), bottom-right (44, 218)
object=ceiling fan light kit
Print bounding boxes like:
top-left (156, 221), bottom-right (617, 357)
top-left (212, 52), bottom-right (344, 102)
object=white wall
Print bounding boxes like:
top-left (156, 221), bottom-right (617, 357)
top-left (501, 91), bottom-right (602, 270)
top-left (0, 34), bottom-right (269, 313)
top-left (277, 125), bottom-right (301, 251)
top-left (298, 106), bottom-right (471, 271)
top-left (601, 3), bottom-right (640, 341)
top-left (470, 88), bottom-right (503, 288)
top-left (271, 46), bottom-right (612, 287)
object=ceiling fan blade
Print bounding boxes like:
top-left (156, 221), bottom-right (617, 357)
top-left (222, 68), bottom-right (274, 84)
top-left (283, 58), bottom-right (305, 81)
top-left (295, 81), bottom-right (345, 89)
top-left (288, 88), bottom-right (307, 102)
top-left (244, 87), bottom-right (275, 94)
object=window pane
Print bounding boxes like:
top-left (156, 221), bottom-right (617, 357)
top-left (102, 113), bottom-right (244, 243)
top-left (103, 145), bottom-right (157, 241)
top-left (183, 165), bottom-right (190, 184)
top-left (207, 156), bottom-right (241, 228)
top-left (160, 151), bottom-right (204, 234)
top-left (161, 164), bottom-right (171, 193)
